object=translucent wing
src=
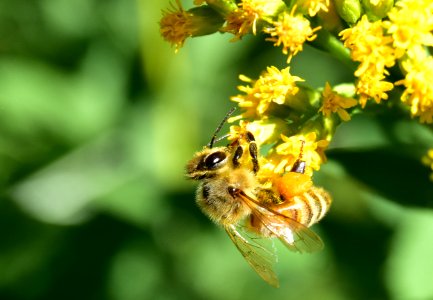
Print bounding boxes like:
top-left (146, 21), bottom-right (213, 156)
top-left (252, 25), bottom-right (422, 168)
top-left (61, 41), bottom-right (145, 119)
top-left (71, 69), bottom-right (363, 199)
top-left (238, 192), bottom-right (324, 253)
top-left (225, 224), bottom-right (279, 287)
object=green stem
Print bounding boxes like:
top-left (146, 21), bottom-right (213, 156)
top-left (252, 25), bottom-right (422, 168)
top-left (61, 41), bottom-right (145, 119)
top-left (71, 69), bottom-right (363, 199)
top-left (310, 29), bottom-right (357, 72)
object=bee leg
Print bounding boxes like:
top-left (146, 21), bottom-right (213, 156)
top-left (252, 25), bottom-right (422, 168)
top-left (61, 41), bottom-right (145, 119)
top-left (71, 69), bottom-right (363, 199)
top-left (290, 140), bottom-right (305, 174)
top-left (232, 144), bottom-right (243, 169)
top-left (246, 131), bottom-right (259, 173)
top-left (290, 160), bottom-right (306, 174)
top-left (256, 188), bottom-right (283, 205)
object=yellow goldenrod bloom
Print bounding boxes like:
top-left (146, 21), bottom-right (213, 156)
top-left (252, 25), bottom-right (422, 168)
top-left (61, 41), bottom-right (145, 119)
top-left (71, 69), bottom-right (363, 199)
top-left (396, 47), bottom-right (433, 123)
top-left (384, 0), bottom-right (433, 58)
top-left (160, 1), bottom-right (192, 52)
top-left (229, 119), bottom-right (284, 146)
top-left (275, 132), bottom-right (329, 174)
top-left (229, 66), bottom-right (304, 121)
top-left (340, 15), bottom-right (396, 107)
top-left (319, 82), bottom-right (357, 121)
top-left (356, 72), bottom-right (394, 108)
top-left (228, 122), bottom-right (328, 178)
top-left (263, 7), bottom-right (321, 62)
top-left (223, 0), bottom-right (285, 40)
top-left (160, 0), bottom-right (224, 52)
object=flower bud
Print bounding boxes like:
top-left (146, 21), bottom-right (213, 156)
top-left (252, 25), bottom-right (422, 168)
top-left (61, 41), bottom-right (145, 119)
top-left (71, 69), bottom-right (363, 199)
top-left (334, 0), bottom-right (362, 24)
top-left (203, 0), bottom-right (237, 16)
top-left (187, 6), bottom-right (226, 36)
top-left (361, 0), bottom-right (394, 21)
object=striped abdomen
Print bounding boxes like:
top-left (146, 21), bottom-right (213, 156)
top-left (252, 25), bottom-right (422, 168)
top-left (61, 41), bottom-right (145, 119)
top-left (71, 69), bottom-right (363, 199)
top-left (274, 186), bottom-right (332, 227)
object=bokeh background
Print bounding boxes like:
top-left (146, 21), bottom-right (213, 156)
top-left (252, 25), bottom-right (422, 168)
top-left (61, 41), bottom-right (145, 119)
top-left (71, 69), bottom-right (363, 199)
top-left (1, 1), bottom-right (433, 299)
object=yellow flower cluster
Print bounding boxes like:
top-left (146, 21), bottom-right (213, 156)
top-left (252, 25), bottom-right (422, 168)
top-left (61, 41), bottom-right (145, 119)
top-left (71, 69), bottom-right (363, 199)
top-left (222, 0), bottom-right (284, 39)
top-left (340, 0), bottom-right (433, 122)
top-left (160, 0), bottom-right (433, 183)
top-left (229, 120), bottom-right (329, 180)
top-left (396, 48), bottom-right (433, 123)
top-left (319, 82), bottom-right (357, 121)
top-left (160, 1), bottom-right (192, 52)
top-left (160, 0), bottom-right (326, 62)
top-left (384, 0), bottom-right (433, 57)
top-left (340, 16), bottom-right (395, 108)
top-left (264, 7), bottom-right (321, 62)
top-left (229, 66), bottom-right (303, 121)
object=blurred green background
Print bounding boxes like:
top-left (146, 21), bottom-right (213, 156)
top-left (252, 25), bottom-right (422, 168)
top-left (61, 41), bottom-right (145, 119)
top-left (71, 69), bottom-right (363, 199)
top-left (1, 1), bottom-right (433, 299)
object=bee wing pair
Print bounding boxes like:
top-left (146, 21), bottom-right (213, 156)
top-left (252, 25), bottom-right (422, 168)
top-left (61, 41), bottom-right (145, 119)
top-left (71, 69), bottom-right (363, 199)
top-left (226, 191), bottom-right (323, 287)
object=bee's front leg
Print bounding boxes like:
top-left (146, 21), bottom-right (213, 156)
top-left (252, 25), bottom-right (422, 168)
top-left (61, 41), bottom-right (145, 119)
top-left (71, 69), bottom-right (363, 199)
top-left (232, 142), bottom-right (244, 169)
top-left (246, 131), bottom-right (259, 174)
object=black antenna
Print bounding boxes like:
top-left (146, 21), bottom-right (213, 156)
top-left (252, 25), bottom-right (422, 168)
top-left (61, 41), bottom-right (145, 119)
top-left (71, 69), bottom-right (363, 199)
top-left (208, 107), bottom-right (236, 148)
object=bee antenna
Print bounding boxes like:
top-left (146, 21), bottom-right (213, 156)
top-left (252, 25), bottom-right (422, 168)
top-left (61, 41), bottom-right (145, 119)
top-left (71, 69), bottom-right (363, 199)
top-left (208, 107), bottom-right (237, 148)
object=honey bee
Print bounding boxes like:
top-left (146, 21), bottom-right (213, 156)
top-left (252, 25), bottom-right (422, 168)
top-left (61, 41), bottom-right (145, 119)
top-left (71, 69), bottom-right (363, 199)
top-left (186, 109), bottom-right (331, 287)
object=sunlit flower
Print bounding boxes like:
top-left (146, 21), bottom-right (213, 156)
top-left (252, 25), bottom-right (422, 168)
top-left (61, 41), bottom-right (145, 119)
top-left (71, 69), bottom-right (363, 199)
top-left (160, 1), bottom-right (192, 52)
top-left (319, 82), bottom-right (357, 121)
top-left (275, 132), bottom-right (329, 174)
top-left (229, 123), bottom-right (329, 177)
top-left (229, 66), bottom-right (304, 121)
top-left (229, 120), bottom-right (272, 146)
top-left (263, 7), bottom-right (321, 62)
top-left (297, 0), bottom-right (329, 17)
top-left (340, 15), bottom-right (396, 107)
top-left (396, 47), bottom-right (433, 123)
top-left (223, 0), bottom-right (284, 40)
top-left (356, 72), bottom-right (394, 108)
top-left (160, 0), bottom-right (223, 52)
top-left (384, 0), bottom-right (433, 58)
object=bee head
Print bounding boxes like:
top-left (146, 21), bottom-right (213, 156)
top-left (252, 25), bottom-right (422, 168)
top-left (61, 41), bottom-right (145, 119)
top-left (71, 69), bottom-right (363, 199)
top-left (186, 147), bottom-right (228, 180)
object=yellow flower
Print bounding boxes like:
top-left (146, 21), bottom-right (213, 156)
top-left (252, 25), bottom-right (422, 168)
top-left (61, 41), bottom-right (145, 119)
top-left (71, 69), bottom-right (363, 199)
top-left (229, 120), bottom-right (275, 146)
top-left (319, 82), bottom-right (357, 121)
top-left (160, 1), bottom-right (224, 52)
top-left (421, 149), bottom-right (433, 181)
top-left (297, 0), bottom-right (330, 17)
top-left (263, 7), bottom-right (321, 62)
top-left (160, 1), bottom-right (192, 52)
top-left (339, 15), bottom-right (396, 107)
top-left (396, 47), bottom-right (433, 123)
top-left (356, 72), bottom-right (394, 108)
top-left (229, 66), bottom-right (304, 121)
top-left (384, 0), bottom-right (433, 58)
top-left (222, 0), bottom-right (284, 40)
top-left (275, 132), bottom-right (329, 175)
top-left (229, 124), bottom-right (329, 178)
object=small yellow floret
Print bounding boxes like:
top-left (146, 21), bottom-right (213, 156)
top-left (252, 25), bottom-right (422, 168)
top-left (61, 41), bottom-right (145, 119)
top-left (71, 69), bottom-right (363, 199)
top-left (264, 7), bottom-right (321, 62)
top-left (230, 66), bottom-right (304, 120)
top-left (320, 82), bottom-right (357, 121)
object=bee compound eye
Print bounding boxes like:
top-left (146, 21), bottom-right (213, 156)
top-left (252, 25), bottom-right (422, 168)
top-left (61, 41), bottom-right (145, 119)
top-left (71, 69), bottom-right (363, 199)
top-left (204, 151), bottom-right (227, 169)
